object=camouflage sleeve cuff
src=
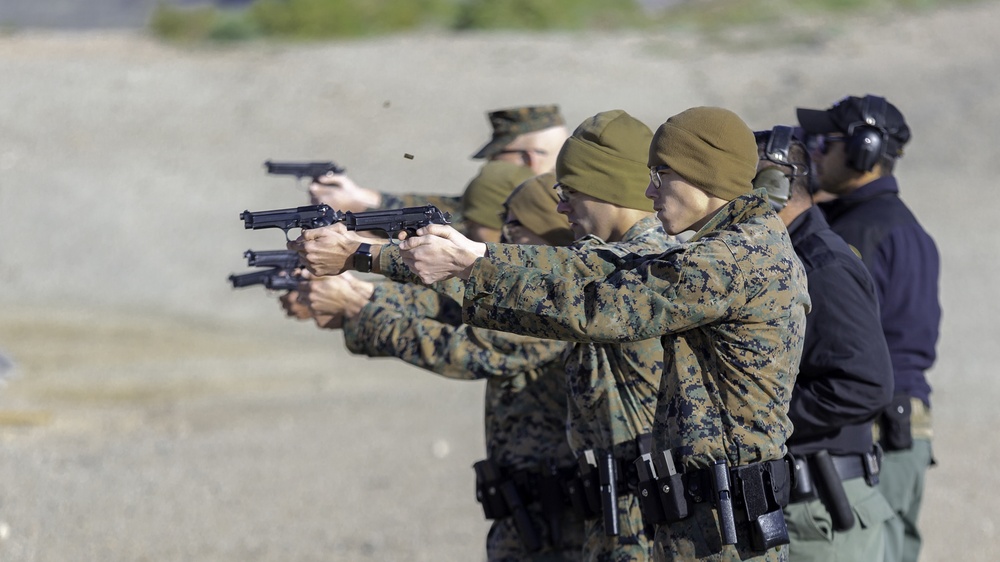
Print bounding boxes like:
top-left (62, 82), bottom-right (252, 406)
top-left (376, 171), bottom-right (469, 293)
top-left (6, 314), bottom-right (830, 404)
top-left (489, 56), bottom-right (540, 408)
top-left (377, 244), bottom-right (422, 284)
top-left (342, 300), bottom-right (382, 356)
top-left (465, 257), bottom-right (500, 301)
top-left (343, 281), bottom-right (406, 354)
top-left (343, 282), bottom-right (418, 355)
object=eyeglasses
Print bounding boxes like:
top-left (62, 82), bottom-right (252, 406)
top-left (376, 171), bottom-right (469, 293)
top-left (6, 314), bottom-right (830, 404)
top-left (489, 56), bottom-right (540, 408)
top-left (649, 165), bottom-right (671, 189)
top-left (553, 183), bottom-right (575, 204)
top-left (813, 134), bottom-right (846, 155)
top-left (501, 218), bottom-right (523, 239)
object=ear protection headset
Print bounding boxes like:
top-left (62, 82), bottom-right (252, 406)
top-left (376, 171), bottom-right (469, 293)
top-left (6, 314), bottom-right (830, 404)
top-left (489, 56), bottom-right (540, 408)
top-left (753, 125), bottom-right (814, 211)
top-left (844, 95), bottom-right (889, 172)
top-left (753, 167), bottom-right (791, 212)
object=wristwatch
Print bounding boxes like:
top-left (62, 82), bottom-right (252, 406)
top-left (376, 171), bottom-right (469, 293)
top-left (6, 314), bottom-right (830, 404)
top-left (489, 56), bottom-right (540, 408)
top-left (352, 243), bottom-right (373, 273)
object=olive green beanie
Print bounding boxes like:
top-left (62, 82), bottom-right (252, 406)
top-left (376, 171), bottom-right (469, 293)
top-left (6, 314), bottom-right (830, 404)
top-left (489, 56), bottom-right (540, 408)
top-left (462, 160), bottom-right (535, 230)
top-left (555, 110), bottom-right (654, 212)
top-left (504, 173), bottom-right (575, 246)
top-left (647, 106), bottom-right (759, 201)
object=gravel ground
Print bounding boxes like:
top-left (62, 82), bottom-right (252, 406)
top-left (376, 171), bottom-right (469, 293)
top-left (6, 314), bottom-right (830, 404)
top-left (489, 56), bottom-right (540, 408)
top-left (1, 3), bottom-right (999, 560)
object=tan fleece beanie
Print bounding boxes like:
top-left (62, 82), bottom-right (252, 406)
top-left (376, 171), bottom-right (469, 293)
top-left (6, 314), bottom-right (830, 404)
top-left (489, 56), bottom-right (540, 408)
top-left (462, 160), bottom-right (535, 230)
top-left (504, 173), bottom-right (575, 246)
top-left (555, 109), bottom-right (654, 211)
top-left (647, 106), bottom-right (759, 201)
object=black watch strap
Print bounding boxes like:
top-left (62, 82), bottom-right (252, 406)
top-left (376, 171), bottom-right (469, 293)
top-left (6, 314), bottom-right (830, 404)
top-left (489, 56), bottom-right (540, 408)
top-left (353, 243), bottom-right (373, 273)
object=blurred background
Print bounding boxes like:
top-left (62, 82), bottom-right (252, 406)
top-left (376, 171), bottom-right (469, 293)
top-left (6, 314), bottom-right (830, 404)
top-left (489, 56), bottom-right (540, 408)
top-left (0, 0), bottom-right (998, 560)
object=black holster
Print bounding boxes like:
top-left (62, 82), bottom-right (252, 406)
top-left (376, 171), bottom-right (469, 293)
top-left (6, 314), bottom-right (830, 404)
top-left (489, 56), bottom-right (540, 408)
top-left (810, 450), bottom-right (855, 532)
top-left (577, 449), bottom-right (619, 536)
top-left (653, 451), bottom-right (689, 522)
top-left (634, 453), bottom-right (668, 525)
top-left (730, 459), bottom-right (792, 551)
top-left (789, 448), bottom-right (883, 532)
top-left (562, 472), bottom-right (599, 521)
top-left (473, 459), bottom-right (542, 552)
top-left (880, 393), bottom-right (914, 451)
top-left (646, 456), bottom-right (792, 553)
top-left (538, 463), bottom-right (569, 549)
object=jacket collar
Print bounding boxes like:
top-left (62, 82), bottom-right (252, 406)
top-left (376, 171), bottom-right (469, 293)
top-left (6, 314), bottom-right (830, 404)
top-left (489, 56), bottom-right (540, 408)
top-left (819, 175), bottom-right (899, 218)
top-left (785, 204), bottom-right (829, 245)
top-left (687, 188), bottom-right (774, 243)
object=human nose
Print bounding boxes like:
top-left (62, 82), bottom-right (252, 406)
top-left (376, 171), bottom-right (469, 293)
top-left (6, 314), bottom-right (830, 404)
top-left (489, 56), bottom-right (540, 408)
top-left (644, 181), bottom-right (657, 200)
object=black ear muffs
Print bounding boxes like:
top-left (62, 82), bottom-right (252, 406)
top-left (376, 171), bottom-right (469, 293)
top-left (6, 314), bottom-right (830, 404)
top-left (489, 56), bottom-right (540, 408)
top-left (764, 125), bottom-right (794, 165)
top-left (754, 125), bottom-right (814, 202)
top-left (845, 95), bottom-right (889, 172)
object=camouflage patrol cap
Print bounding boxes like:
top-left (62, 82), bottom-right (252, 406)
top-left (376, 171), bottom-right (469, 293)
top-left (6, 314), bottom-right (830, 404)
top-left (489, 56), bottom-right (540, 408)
top-left (556, 109), bottom-right (655, 211)
top-left (472, 105), bottom-right (566, 160)
top-left (503, 173), bottom-right (575, 246)
top-left (462, 160), bottom-right (536, 230)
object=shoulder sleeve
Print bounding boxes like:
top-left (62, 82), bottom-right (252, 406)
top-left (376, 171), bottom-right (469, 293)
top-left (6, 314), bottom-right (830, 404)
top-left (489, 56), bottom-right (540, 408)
top-left (867, 225), bottom-right (941, 375)
top-left (787, 255), bottom-right (894, 437)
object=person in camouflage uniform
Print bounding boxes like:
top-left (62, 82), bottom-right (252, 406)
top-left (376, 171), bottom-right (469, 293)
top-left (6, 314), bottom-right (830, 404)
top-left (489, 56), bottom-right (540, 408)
top-left (471, 110), bottom-right (673, 562)
top-left (377, 107), bottom-right (810, 561)
top-left (299, 165), bottom-right (587, 561)
top-left (293, 110), bottom-right (677, 561)
top-left (308, 105), bottom-right (570, 225)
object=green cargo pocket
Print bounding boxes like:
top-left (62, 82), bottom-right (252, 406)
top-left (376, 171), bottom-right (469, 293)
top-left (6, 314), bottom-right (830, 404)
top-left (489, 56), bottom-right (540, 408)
top-left (852, 489), bottom-right (895, 529)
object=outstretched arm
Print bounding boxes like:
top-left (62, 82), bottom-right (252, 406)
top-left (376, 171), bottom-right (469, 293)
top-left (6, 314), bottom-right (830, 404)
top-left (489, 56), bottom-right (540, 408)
top-left (343, 281), bottom-right (567, 381)
top-left (461, 242), bottom-right (744, 343)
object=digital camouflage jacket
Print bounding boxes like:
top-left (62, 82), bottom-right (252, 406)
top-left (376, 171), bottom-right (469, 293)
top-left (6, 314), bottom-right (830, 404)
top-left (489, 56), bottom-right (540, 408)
top-left (461, 191), bottom-right (810, 471)
top-left (342, 280), bottom-right (574, 472)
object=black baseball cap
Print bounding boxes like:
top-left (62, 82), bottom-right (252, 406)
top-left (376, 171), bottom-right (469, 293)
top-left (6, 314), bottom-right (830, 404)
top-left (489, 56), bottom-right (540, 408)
top-left (797, 95), bottom-right (911, 157)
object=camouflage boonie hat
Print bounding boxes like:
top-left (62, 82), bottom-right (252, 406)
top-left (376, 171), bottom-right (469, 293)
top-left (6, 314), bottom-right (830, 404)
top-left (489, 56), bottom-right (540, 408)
top-left (472, 105), bottom-right (566, 160)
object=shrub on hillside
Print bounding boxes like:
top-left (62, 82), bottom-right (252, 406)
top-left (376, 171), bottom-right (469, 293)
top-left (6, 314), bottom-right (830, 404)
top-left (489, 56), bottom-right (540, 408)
top-left (247, 0), bottom-right (453, 39)
top-left (453, 0), bottom-right (644, 31)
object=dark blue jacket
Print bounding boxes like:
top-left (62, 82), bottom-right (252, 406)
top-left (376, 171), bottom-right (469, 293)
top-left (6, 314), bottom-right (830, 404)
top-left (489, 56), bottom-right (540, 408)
top-left (785, 205), bottom-right (894, 455)
top-left (819, 176), bottom-right (941, 407)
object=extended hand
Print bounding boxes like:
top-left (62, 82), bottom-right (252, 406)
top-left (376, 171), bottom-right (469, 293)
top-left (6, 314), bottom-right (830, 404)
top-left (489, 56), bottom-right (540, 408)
top-left (302, 271), bottom-right (374, 322)
top-left (289, 223), bottom-right (377, 277)
top-left (398, 224), bottom-right (486, 284)
top-left (278, 289), bottom-right (312, 321)
top-left (309, 173), bottom-right (381, 213)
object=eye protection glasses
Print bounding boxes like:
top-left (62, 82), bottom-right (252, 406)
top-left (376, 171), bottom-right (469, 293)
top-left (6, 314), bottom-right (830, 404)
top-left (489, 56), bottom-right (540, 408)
top-left (812, 134), bottom-right (846, 155)
top-left (553, 183), bottom-right (576, 203)
top-left (649, 165), bottom-right (671, 189)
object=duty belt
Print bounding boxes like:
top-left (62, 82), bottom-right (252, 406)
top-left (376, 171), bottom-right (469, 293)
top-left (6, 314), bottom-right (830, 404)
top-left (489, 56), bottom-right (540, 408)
top-left (633, 452), bottom-right (793, 553)
top-left (473, 433), bottom-right (656, 542)
top-left (787, 447), bottom-right (882, 532)
top-left (473, 458), bottom-right (579, 552)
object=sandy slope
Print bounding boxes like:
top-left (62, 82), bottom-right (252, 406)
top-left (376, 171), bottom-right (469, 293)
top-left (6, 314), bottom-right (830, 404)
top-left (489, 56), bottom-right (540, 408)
top-left (1, 3), bottom-right (999, 560)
